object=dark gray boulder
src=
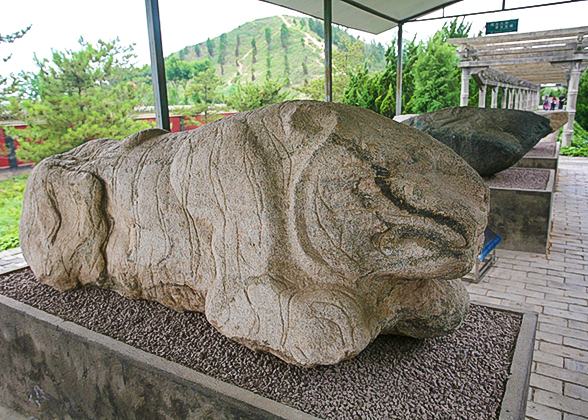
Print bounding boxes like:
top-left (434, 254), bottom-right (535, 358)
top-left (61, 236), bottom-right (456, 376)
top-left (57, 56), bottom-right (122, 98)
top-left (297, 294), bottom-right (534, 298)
top-left (402, 107), bottom-right (553, 176)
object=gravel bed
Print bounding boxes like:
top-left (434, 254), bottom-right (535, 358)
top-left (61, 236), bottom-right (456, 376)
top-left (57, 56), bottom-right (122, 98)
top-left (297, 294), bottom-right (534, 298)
top-left (525, 143), bottom-right (556, 158)
top-left (1, 269), bottom-right (521, 420)
top-left (484, 168), bottom-right (550, 190)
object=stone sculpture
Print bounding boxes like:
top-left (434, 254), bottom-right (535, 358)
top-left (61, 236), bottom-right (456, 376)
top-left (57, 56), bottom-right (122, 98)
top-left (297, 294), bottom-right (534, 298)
top-left (402, 107), bottom-right (553, 177)
top-left (20, 101), bottom-right (489, 367)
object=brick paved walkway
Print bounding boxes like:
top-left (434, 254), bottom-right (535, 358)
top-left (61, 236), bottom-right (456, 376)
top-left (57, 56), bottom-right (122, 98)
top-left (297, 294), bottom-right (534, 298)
top-left (466, 157), bottom-right (588, 420)
top-left (1, 157), bottom-right (587, 419)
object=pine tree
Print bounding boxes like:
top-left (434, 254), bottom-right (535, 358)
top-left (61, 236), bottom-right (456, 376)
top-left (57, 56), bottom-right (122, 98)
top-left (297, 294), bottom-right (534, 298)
top-left (265, 27), bottom-right (271, 51)
top-left (227, 77), bottom-right (292, 111)
top-left (10, 38), bottom-right (151, 163)
top-left (194, 44), bottom-right (201, 57)
top-left (280, 23), bottom-right (290, 52)
top-left (206, 38), bottom-right (214, 56)
top-left (235, 34), bottom-right (241, 57)
top-left (251, 37), bottom-right (257, 64)
top-left (407, 32), bottom-right (460, 113)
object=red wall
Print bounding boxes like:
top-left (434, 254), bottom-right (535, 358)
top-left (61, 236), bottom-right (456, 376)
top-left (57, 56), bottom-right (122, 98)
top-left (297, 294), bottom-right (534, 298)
top-left (0, 126), bottom-right (28, 169)
top-left (139, 112), bottom-right (236, 133)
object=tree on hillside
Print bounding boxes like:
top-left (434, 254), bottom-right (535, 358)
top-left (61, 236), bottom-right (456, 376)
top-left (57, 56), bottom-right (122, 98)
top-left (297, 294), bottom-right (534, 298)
top-left (251, 37), bottom-right (257, 63)
top-left (226, 77), bottom-right (292, 111)
top-left (218, 33), bottom-right (228, 75)
top-left (185, 66), bottom-right (222, 122)
top-left (283, 54), bottom-right (290, 85)
top-left (235, 34), bottom-right (241, 56)
top-left (266, 57), bottom-right (271, 79)
top-left (194, 44), bottom-right (201, 57)
top-left (281, 23), bottom-right (290, 52)
top-left (265, 27), bottom-right (271, 51)
top-left (301, 61), bottom-right (308, 76)
top-left (9, 38), bottom-right (152, 163)
top-left (206, 38), bottom-right (215, 56)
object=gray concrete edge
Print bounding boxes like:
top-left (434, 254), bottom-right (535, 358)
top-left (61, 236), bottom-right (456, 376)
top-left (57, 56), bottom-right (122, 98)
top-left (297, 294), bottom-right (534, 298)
top-left (499, 311), bottom-right (538, 420)
top-left (0, 293), bottom-right (319, 420)
top-left (476, 303), bottom-right (538, 420)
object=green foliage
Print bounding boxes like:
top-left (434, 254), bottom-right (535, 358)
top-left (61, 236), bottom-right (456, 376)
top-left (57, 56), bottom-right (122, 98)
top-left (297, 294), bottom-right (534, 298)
top-left (0, 174), bottom-right (28, 246)
top-left (251, 37), bottom-right (257, 64)
top-left (1, 25), bottom-right (31, 104)
top-left (577, 71), bottom-right (588, 131)
top-left (560, 121), bottom-right (588, 157)
top-left (9, 38), bottom-right (152, 163)
top-left (226, 77), bottom-right (292, 111)
top-left (166, 57), bottom-right (212, 104)
top-left (168, 16), bottom-right (386, 97)
top-left (301, 61), bottom-right (308, 75)
top-left (297, 37), bottom-right (369, 102)
top-left (281, 23), bottom-right (290, 52)
top-left (407, 33), bottom-right (460, 113)
top-left (0, 234), bottom-right (20, 252)
top-left (185, 66), bottom-right (222, 121)
top-left (343, 37), bottom-right (421, 117)
top-left (206, 38), bottom-right (215, 56)
top-left (194, 44), bottom-right (201, 57)
top-left (265, 27), bottom-right (272, 51)
top-left (235, 35), bottom-right (241, 56)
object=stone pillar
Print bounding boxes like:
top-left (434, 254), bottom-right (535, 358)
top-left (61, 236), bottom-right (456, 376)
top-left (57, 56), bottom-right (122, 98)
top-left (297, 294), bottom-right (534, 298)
top-left (501, 87), bottom-right (508, 109)
top-left (491, 86), bottom-right (498, 108)
top-left (562, 61), bottom-right (583, 147)
top-left (478, 84), bottom-right (487, 108)
top-left (509, 89), bottom-right (515, 109)
top-left (537, 89), bottom-right (542, 110)
top-left (460, 68), bottom-right (471, 107)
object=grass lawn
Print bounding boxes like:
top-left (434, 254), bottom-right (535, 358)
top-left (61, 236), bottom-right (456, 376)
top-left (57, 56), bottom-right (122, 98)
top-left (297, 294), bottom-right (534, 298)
top-left (0, 174), bottom-right (28, 251)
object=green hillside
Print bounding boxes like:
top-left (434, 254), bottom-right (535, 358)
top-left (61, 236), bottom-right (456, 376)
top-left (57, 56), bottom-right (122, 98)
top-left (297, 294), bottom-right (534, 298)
top-left (170, 15), bottom-right (386, 96)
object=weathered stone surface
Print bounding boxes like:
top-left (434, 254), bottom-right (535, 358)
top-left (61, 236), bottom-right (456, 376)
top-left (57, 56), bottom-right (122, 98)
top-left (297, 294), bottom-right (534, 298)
top-left (402, 107), bottom-right (553, 177)
top-left (20, 101), bottom-right (489, 367)
top-left (534, 110), bottom-right (568, 133)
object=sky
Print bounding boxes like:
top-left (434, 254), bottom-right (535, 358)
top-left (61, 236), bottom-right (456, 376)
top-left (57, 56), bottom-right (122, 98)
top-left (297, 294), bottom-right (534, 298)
top-left (1, 0), bottom-right (587, 77)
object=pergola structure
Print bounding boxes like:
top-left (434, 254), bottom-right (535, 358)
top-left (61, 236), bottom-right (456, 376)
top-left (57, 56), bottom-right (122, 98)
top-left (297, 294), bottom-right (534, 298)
top-left (144, 0), bottom-right (588, 134)
top-left (449, 27), bottom-right (588, 146)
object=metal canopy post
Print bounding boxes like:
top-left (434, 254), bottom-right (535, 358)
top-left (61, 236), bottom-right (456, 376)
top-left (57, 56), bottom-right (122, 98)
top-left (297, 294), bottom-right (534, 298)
top-left (395, 23), bottom-right (403, 116)
top-left (145, 0), bottom-right (170, 131)
top-left (324, 0), bottom-right (333, 102)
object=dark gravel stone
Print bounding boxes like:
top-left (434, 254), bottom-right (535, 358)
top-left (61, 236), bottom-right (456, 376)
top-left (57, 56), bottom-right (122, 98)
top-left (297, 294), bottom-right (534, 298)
top-left (402, 107), bottom-right (552, 177)
top-left (484, 168), bottom-right (550, 190)
top-left (1, 269), bottom-right (522, 420)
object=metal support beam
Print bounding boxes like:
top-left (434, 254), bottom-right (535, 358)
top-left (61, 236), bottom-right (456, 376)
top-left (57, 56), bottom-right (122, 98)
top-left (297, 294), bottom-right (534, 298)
top-left (324, 0), bottom-right (332, 102)
top-left (395, 23), bottom-right (403, 116)
top-left (145, 0), bottom-right (170, 131)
